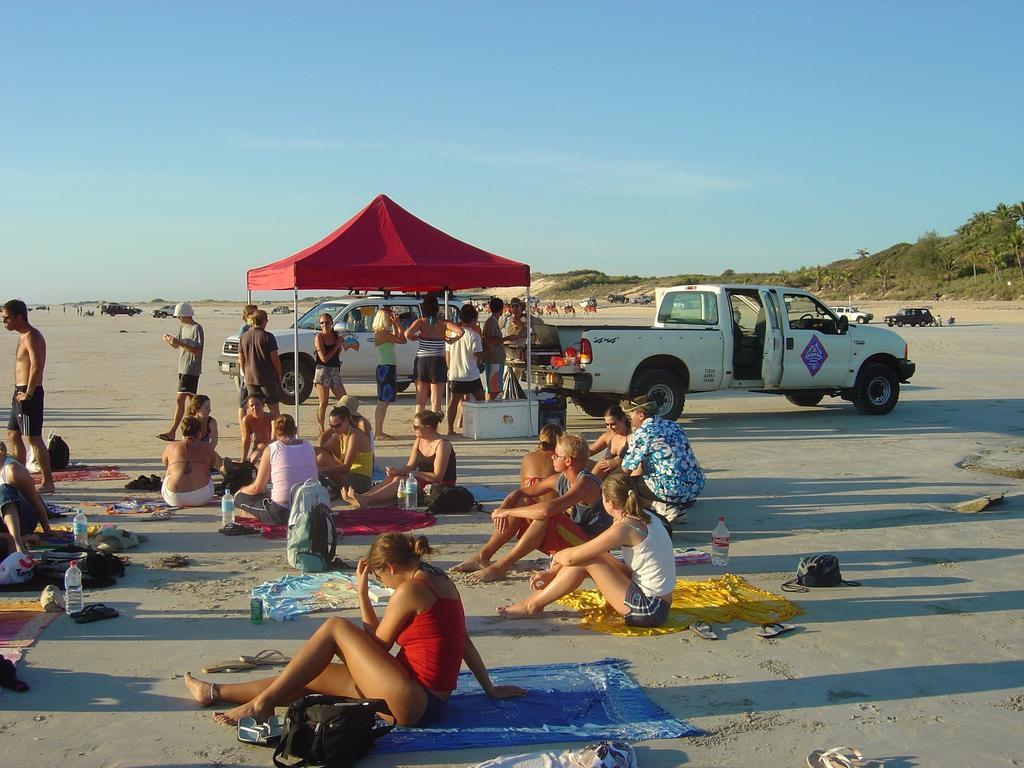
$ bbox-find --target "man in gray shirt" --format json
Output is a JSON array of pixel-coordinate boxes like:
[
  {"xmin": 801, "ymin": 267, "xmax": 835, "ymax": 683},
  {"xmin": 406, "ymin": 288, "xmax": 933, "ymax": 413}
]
[
  {"xmin": 157, "ymin": 302, "xmax": 204, "ymax": 441},
  {"xmin": 239, "ymin": 309, "xmax": 283, "ymax": 418}
]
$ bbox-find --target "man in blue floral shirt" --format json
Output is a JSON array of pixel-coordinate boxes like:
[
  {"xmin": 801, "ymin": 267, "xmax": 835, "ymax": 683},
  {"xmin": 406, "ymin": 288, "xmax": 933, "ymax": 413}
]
[{"xmin": 621, "ymin": 395, "xmax": 705, "ymax": 507}]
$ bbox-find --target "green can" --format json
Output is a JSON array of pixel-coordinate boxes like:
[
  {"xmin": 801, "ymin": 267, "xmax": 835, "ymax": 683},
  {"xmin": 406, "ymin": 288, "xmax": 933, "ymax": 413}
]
[{"xmin": 250, "ymin": 597, "xmax": 263, "ymax": 624}]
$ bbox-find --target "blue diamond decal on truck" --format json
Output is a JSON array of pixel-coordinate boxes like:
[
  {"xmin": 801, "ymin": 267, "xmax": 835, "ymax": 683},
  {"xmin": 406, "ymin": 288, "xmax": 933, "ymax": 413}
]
[{"xmin": 800, "ymin": 335, "xmax": 828, "ymax": 377}]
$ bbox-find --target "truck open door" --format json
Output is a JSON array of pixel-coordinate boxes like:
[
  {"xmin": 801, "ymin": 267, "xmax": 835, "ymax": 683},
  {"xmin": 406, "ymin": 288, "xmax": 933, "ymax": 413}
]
[{"xmin": 759, "ymin": 288, "xmax": 784, "ymax": 388}]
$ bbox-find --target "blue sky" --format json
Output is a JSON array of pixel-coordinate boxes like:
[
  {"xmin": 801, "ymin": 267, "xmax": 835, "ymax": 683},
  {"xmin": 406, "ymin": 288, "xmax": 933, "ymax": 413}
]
[{"xmin": 2, "ymin": 1, "xmax": 1021, "ymax": 303}]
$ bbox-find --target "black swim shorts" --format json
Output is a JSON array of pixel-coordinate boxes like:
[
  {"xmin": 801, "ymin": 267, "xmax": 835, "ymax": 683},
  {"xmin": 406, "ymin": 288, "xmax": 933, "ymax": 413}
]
[
  {"xmin": 8, "ymin": 386, "xmax": 44, "ymax": 437},
  {"xmin": 413, "ymin": 356, "xmax": 447, "ymax": 384},
  {"xmin": 248, "ymin": 382, "xmax": 282, "ymax": 406},
  {"xmin": 451, "ymin": 378, "xmax": 484, "ymax": 395},
  {"xmin": 177, "ymin": 374, "xmax": 200, "ymax": 395}
]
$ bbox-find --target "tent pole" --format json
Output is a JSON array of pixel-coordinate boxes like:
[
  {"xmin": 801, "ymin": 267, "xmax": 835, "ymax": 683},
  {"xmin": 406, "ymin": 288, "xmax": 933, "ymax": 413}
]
[
  {"xmin": 293, "ymin": 289, "xmax": 300, "ymax": 428},
  {"xmin": 444, "ymin": 288, "xmax": 450, "ymax": 418},
  {"xmin": 526, "ymin": 286, "xmax": 535, "ymax": 436}
]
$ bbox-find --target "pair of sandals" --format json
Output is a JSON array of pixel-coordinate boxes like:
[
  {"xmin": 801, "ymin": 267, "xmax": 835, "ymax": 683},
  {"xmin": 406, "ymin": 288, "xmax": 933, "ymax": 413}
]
[
  {"xmin": 808, "ymin": 746, "xmax": 886, "ymax": 767},
  {"xmin": 125, "ymin": 474, "xmax": 162, "ymax": 491},
  {"xmin": 689, "ymin": 621, "xmax": 797, "ymax": 640}
]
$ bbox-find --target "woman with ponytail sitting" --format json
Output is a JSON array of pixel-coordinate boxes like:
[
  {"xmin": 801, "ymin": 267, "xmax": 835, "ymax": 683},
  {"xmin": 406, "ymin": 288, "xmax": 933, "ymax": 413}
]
[
  {"xmin": 184, "ymin": 533, "xmax": 525, "ymax": 726},
  {"xmin": 497, "ymin": 473, "xmax": 676, "ymax": 628}
]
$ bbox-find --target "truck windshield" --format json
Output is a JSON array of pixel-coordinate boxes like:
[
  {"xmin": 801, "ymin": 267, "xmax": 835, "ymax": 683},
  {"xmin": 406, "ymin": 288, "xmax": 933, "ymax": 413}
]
[
  {"xmin": 296, "ymin": 302, "xmax": 349, "ymax": 330},
  {"xmin": 658, "ymin": 291, "xmax": 719, "ymax": 326}
]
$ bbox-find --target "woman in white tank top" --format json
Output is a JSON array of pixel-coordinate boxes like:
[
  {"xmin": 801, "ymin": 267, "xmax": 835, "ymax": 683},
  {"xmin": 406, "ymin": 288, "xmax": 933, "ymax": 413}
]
[
  {"xmin": 234, "ymin": 414, "xmax": 317, "ymax": 525},
  {"xmin": 497, "ymin": 473, "xmax": 675, "ymax": 628}
]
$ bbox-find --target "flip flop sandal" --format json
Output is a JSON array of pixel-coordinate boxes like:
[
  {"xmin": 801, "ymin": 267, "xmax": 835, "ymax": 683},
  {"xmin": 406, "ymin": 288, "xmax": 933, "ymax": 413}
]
[
  {"xmin": 757, "ymin": 622, "xmax": 797, "ymax": 639},
  {"xmin": 239, "ymin": 649, "xmax": 290, "ymax": 667},
  {"xmin": 160, "ymin": 554, "xmax": 190, "ymax": 568},
  {"xmin": 807, "ymin": 746, "xmax": 883, "ymax": 768},
  {"xmin": 237, "ymin": 715, "xmax": 284, "ymax": 745},
  {"xmin": 156, "ymin": 433, "xmax": 174, "ymax": 441},
  {"xmin": 690, "ymin": 621, "xmax": 717, "ymax": 640},
  {"xmin": 202, "ymin": 659, "xmax": 259, "ymax": 674},
  {"xmin": 219, "ymin": 523, "xmax": 258, "ymax": 536},
  {"xmin": 70, "ymin": 603, "xmax": 120, "ymax": 624},
  {"xmin": 148, "ymin": 509, "xmax": 175, "ymax": 520}
]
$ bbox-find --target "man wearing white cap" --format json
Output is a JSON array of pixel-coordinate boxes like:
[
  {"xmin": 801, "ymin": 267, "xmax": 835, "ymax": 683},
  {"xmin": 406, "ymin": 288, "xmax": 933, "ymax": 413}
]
[{"xmin": 157, "ymin": 303, "xmax": 204, "ymax": 441}]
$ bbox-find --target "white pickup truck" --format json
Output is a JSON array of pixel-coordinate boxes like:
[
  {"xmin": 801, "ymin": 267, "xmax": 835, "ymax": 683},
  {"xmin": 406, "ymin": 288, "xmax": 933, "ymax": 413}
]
[
  {"xmin": 218, "ymin": 295, "xmax": 464, "ymax": 404},
  {"xmin": 529, "ymin": 284, "xmax": 915, "ymax": 420}
]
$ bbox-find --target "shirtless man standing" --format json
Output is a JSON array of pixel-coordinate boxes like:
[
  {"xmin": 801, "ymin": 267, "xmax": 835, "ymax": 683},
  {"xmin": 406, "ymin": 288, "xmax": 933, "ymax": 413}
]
[{"xmin": 3, "ymin": 300, "xmax": 54, "ymax": 493}]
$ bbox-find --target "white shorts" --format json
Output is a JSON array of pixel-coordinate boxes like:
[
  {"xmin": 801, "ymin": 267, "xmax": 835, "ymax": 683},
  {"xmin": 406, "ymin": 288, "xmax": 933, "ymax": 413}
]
[{"xmin": 161, "ymin": 480, "xmax": 215, "ymax": 508}]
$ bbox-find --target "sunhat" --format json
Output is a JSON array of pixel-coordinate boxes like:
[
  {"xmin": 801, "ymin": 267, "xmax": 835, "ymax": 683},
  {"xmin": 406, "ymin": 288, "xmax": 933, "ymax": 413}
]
[
  {"xmin": 621, "ymin": 394, "xmax": 658, "ymax": 414},
  {"xmin": 173, "ymin": 302, "xmax": 194, "ymax": 318},
  {"xmin": 338, "ymin": 394, "xmax": 360, "ymax": 413}
]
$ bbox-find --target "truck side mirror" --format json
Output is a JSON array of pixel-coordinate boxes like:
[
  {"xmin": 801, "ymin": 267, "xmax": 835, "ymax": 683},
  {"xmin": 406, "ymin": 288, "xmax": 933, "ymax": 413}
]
[{"xmin": 837, "ymin": 315, "xmax": 849, "ymax": 334}]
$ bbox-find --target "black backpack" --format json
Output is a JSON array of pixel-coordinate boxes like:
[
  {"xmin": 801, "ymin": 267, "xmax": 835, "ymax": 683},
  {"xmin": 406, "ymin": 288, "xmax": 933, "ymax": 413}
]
[
  {"xmin": 781, "ymin": 554, "xmax": 860, "ymax": 592},
  {"xmin": 424, "ymin": 485, "xmax": 483, "ymax": 515},
  {"xmin": 273, "ymin": 695, "xmax": 393, "ymax": 768},
  {"xmin": 47, "ymin": 433, "xmax": 70, "ymax": 471},
  {"xmin": 218, "ymin": 460, "xmax": 257, "ymax": 495}
]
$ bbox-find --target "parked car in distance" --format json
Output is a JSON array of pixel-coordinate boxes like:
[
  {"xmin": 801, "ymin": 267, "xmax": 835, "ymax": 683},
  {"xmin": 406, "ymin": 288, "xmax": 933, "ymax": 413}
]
[
  {"xmin": 884, "ymin": 307, "xmax": 937, "ymax": 327},
  {"xmin": 632, "ymin": 294, "xmax": 653, "ymax": 305},
  {"xmin": 271, "ymin": 305, "xmax": 293, "ymax": 315},
  {"xmin": 100, "ymin": 303, "xmax": 142, "ymax": 316},
  {"xmin": 151, "ymin": 305, "xmax": 175, "ymax": 318},
  {"xmin": 829, "ymin": 306, "xmax": 873, "ymax": 324},
  {"xmin": 606, "ymin": 293, "xmax": 629, "ymax": 304}
]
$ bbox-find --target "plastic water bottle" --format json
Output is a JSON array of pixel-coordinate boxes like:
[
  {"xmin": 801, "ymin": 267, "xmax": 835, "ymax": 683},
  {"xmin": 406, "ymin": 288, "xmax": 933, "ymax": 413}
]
[
  {"xmin": 403, "ymin": 475, "xmax": 418, "ymax": 508},
  {"xmin": 711, "ymin": 516, "xmax": 731, "ymax": 567},
  {"xmin": 221, "ymin": 492, "xmax": 234, "ymax": 527},
  {"xmin": 73, "ymin": 508, "xmax": 88, "ymax": 548},
  {"xmin": 64, "ymin": 560, "xmax": 84, "ymax": 615}
]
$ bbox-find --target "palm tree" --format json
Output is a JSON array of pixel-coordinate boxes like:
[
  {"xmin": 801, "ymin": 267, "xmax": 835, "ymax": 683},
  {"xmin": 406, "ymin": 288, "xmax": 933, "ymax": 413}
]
[
  {"xmin": 938, "ymin": 252, "xmax": 961, "ymax": 281},
  {"xmin": 1011, "ymin": 201, "xmax": 1024, "ymax": 228},
  {"xmin": 1010, "ymin": 229, "xmax": 1024, "ymax": 282},
  {"xmin": 873, "ymin": 265, "xmax": 894, "ymax": 292},
  {"xmin": 855, "ymin": 248, "xmax": 870, "ymax": 260}
]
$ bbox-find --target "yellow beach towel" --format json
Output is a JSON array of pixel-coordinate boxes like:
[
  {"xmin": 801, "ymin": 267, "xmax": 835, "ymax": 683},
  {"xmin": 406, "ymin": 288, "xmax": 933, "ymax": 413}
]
[{"xmin": 555, "ymin": 573, "xmax": 802, "ymax": 637}]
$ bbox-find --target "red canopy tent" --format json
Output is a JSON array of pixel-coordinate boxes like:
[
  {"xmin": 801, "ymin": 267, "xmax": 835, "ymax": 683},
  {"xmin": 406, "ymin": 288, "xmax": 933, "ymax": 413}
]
[
  {"xmin": 244, "ymin": 194, "xmax": 534, "ymax": 428},
  {"xmin": 246, "ymin": 194, "xmax": 529, "ymax": 292}
]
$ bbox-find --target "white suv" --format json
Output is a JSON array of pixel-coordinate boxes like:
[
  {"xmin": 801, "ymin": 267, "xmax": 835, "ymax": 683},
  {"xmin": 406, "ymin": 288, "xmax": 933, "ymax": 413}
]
[
  {"xmin": 219, "ymin": 295, "xmax": 465, "ymax": 404},
  {"xmin": 829, "ymin": 306, "xmax": 873, "ymax": 324}
]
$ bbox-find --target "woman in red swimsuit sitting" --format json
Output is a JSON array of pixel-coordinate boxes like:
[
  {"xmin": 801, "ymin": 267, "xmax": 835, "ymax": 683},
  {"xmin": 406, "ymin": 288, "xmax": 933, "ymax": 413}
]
[{"xmin": 184, "ymin": 533, "xmax": 525, "ymax": 726}]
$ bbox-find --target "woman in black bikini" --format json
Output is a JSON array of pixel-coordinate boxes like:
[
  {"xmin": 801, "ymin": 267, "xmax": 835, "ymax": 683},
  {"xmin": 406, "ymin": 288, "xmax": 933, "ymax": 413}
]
[
  {"xmin": 588, "ymin": 403, "xmax": 631, "ymax": 479},
  {"xmin": 341, "ymin": 410, "xmax": 455, "ymax": 508},
  {"xmin": 314, "ymin": 313, "xmax": 347, "ymax": 434},
  {"xmin": 185, "ymin": 394, "xmax": 219, "ymax": 450}
]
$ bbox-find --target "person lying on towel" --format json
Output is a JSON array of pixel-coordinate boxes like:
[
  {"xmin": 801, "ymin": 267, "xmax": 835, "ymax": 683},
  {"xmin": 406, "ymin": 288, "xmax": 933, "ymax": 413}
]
[
  {"xmin": 184, "ymin": 533, "xmax": 525, "ymax": 727},
  {"xmin": 498, "ymin": 472, "xmax": 675, "ymax": 628},
  {"xmin": 451, "ymin": 433, "xmax": 611, "ymax": 584}
]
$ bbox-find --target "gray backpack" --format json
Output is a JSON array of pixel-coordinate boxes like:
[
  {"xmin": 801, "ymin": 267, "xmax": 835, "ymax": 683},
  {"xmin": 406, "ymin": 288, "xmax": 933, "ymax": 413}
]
[{"xmin": 287, "ymin": 480, "xmax": 338, "ymax": 572}]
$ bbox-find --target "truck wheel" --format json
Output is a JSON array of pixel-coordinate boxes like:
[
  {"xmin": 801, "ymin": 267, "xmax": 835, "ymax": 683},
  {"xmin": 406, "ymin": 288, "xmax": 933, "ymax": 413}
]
[
  {"xmin": 895, "ymin": 319, "xmax": 904, "ymax": 327},
  {"xmin": 631, "ymin": 370, "xmax": 685, "ymax": 421},
  {"xmin": 785, "ymin": 393, "xmax": 825, "ymax": 407},
  {"xmin": 852, "ymin": 363, "xmax": 899, "ymax": 415},
  {"xmin": 857, "ymin": 316, "xmax": 867, "ymax": 324},
  {"xmin": 395, "ymin": 380, "xmax": 412, "ymax": 394},
  {"xmin": 279, "ymin": 356, "xmax": 314, "ymax": 406},
  {"xmin": 571, "ymin": 393, "xmax": 617, "ymax": 418}
]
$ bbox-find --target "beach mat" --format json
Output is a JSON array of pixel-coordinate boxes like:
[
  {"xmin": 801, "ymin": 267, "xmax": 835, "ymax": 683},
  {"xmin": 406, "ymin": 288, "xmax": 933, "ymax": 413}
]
[
  {"xmin": 0, "ymin": 599, "xmax": 60, "ymax": 667},
  {"xmin": 556, "ymin": 573, "xmax": 801, "ymax": 637},
  {"xmin": 251, "ymin": 572, "xmax": 393, "ymax": 621},
  {"xmin": 237, "ymin": 506, "xmax": 436, "ymax": 539},
  {"xmin": 34, "ymin": 466, "xmax": 128, "ymax": 483},
  {"xmin": 376, "ymin": 657, "xmax": 700, "ymax": 753}
]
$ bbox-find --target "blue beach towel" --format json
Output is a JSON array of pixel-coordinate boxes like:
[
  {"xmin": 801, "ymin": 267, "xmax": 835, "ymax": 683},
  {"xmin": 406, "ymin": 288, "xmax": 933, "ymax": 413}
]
[{"xmin": 376, "ymin": 657, "xmax": 699, "ymax": 753}]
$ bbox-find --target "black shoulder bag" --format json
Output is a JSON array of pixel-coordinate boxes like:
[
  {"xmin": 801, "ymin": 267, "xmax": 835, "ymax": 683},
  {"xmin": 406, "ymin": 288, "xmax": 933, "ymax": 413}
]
[
  {"xmin": 273, "ymin": 695, "xmax": 393, "ymax": 768},
  {"xmin": 781, "ymin": 553, "xmax": 860, "ymax": 593}
]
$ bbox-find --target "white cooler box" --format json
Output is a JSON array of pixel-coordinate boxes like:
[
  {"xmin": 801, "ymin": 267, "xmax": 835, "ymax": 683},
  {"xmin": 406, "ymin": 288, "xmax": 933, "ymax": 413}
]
[{"xmin": 462, "ymin": 399, "xmax": 538, "ymax": 439}]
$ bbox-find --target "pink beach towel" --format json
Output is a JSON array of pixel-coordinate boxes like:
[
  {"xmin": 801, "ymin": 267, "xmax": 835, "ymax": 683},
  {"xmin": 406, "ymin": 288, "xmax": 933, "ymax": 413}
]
[{"xmin": 236, "ymin": 506, "xmax": 436, "ymax": 539}]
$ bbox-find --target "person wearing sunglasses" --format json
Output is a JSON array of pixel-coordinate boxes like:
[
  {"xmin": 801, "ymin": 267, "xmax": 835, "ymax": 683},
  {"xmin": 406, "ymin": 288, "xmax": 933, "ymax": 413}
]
[
  {"xmin": 185, "ymin": 532, "xmax": 525, "ymax": 727},
  {"xmin": 587, "ymin": 404, "xmax": 631, "ymax": 479},
  {"xmin": 313, "ymin": 313, "xmax": 347, "ymax": 434}
]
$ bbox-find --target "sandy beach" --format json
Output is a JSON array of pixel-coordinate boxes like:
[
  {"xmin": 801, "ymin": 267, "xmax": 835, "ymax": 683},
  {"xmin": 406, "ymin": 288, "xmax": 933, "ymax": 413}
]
[{"xmin": 0, "ymin": 299, "xmax": 1021, "ymax": 768}]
